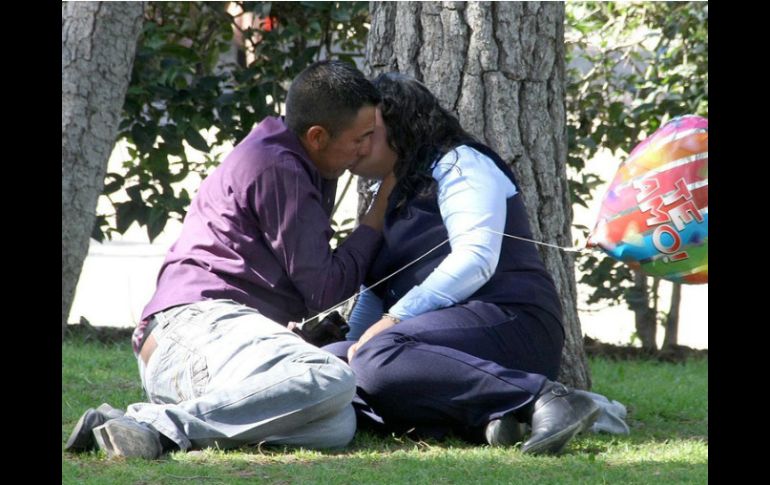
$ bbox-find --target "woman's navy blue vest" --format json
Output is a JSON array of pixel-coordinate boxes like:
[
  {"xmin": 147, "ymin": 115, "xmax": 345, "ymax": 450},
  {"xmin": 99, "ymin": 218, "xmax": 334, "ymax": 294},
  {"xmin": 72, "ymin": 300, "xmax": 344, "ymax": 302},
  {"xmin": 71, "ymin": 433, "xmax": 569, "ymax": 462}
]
[{"xmin": 366, "ymin": 143, "xmax": 564, "ymax": 323}]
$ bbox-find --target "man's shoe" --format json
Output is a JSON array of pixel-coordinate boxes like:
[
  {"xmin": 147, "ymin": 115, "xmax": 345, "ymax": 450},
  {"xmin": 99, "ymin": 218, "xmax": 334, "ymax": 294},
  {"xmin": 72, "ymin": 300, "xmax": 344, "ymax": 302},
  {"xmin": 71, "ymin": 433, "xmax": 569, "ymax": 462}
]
[
  {"xmin": 521, "ymin": 381, "xmax": 600, "ymax": 455},
  {"xmin": 93, "ymin": 417, "xmax": 163, "ymax": 459},
  {"xmin": 65, "ymin": 403, "xmax": 125, "ymax": 452},
  {"xmin": 485, "ymin": 415, "xmax": 528, "ymax": 446}
]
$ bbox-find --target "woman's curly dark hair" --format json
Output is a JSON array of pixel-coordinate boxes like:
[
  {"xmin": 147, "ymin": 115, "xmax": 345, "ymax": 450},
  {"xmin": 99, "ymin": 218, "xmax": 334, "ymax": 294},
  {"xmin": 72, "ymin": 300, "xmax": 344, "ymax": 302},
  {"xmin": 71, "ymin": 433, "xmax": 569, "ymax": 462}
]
[{"xmin": 373, "ymin": 73, "xmax": 477, "ymax": 208}]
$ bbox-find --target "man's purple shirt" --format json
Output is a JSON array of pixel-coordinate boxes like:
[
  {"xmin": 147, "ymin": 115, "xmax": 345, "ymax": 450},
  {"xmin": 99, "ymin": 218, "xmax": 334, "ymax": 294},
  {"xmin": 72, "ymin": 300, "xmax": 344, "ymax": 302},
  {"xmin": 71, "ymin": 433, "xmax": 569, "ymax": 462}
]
[{"xmin": 141, "ymin": 117, "xmax": 382, "ymax": 325}]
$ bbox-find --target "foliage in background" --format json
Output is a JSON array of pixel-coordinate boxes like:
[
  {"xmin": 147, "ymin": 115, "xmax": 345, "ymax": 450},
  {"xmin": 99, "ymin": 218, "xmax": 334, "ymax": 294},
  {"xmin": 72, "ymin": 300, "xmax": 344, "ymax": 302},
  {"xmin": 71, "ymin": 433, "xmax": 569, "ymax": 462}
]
[
  {"xmin": 94, "ymin": 1, "xmax": 370, "ymax": 243},
  {"xmin": 565, "ymin": 1, "xmax": 708, "ymax": 348},
  {"xmin": 93, "ymin": 1, "xmax": 708, "ymax": 347}
]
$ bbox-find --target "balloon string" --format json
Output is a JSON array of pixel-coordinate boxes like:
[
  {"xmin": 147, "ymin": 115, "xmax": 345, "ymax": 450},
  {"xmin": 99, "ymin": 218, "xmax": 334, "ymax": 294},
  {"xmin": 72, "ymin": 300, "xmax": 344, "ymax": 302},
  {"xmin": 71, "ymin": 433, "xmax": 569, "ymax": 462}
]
[
  {"xmin": 483, "ymin": 228, "xmax": 587, "ymax": 253},
  {"xmin": 302, "ymin": 227, "xmax": 594, "ymax": 324}
]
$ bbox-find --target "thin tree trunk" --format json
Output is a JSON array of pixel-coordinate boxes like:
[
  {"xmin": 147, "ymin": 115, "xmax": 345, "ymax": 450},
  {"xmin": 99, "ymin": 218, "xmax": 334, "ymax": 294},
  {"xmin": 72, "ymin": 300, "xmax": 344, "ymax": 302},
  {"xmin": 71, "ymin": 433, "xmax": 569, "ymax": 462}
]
[
  {"xmin": 365, "ymin": 1, "xmax": 590, "ymax": 389},
  {"xmin": 62, "ymin": 2, "xmax": 144, "ymax": 339},
  {"xmin": 663, "ymin": 282, "xmax": 681, "ymax": 349},
  {"xmin": 629, "ymin": 271, "xmax": 658, "ymax": 351}
]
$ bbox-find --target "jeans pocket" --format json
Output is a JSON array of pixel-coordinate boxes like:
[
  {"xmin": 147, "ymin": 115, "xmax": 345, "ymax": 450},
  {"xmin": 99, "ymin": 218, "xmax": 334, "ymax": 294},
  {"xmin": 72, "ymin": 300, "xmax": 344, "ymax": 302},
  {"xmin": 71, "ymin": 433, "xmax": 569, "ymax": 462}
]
[
  {"xmin": 180, "ymin": 350, "xmax": 210, "ymax": 400},
  {"xmin": 145, "ymin": 323, "xmax": 210, "ymax": 403}
]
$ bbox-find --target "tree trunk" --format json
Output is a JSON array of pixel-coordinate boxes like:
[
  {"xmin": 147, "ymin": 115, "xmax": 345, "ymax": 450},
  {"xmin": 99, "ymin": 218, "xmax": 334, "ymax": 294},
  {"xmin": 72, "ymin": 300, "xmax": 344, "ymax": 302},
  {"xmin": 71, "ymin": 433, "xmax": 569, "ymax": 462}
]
[
  {"xmin": 62, "ymin": 2, "xmax": 144, "ymax": 340},
  {"xmin": 663, "ymin": 282, "xmax": 681, "ymax": 349},
  {"xmin": 365, "ymin": 1, "xmax": 591, "ymax": 389},
  {"xmin": 627, "ymin": 271, "xmax": 658, "ymax": 351}
]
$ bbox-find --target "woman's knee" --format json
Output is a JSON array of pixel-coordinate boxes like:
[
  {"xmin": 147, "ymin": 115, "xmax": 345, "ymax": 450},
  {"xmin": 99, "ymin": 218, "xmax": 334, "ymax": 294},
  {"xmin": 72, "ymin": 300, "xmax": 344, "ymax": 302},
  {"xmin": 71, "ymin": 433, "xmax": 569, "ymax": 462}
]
[
  {"xmin": 349, "ymin": 333, "xmax": 408, "ymax": 394},
  {"xmin": 321, "ymin": 340, "xmax": 354, "ymax": 362}
]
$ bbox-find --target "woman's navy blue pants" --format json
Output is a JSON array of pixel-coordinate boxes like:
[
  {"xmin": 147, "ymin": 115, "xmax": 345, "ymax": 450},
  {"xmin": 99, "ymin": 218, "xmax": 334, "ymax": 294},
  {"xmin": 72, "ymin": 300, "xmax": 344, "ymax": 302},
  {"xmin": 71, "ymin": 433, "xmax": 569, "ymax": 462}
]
[{"xmin": 323, "ymin": 300, "xmax": 564, "ymax": 440}]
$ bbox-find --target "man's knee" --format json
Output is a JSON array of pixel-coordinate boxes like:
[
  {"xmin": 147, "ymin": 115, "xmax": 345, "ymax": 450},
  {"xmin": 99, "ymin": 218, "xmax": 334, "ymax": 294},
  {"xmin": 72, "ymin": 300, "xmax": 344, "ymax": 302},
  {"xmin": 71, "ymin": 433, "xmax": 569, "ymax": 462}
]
[
  {"xmin": 317, "ymin": 404, "xmax": 356, "ymax": 449},
  {"xmin": 291, "ymin": 347, "xmax": 356, "ymax": 406},
  {"xmin": 322, "ymin": 354, "xmax": 356, "ymax": 403},
  {"xmin": 267, "ymin": 403, "xmax": 356, "ymax": 449}
]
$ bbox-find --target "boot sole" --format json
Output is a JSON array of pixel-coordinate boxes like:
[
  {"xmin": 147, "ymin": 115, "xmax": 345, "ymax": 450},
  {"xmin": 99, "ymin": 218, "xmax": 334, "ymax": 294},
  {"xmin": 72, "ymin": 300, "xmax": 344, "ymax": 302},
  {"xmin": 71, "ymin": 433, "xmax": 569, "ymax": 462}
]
[
  {"xmin": 93, "ymin": 424, "xmax": 117, "ymax": 457},
  {"xmin": 486, "ymin": 418, "xmax": 529, "ymax": 446},
  {"xmin": 65, "ymin": 404, "xmax": 125, "ymax": 452},
  {"xmin": 522, "ymin": 405, "xmax": 601, "ymax": 455}
]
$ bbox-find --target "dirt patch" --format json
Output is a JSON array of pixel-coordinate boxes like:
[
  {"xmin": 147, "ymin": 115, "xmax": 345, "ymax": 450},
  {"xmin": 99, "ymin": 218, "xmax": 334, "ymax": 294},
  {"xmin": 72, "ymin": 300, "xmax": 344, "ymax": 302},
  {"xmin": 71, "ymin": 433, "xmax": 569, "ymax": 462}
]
[
  {"xmin": 65, "ymin": 321, "xmax": 134, "ymax": 344},
  {"xmin": 583, "ymin": 336, "xmax": 707, "ymax": 363}
]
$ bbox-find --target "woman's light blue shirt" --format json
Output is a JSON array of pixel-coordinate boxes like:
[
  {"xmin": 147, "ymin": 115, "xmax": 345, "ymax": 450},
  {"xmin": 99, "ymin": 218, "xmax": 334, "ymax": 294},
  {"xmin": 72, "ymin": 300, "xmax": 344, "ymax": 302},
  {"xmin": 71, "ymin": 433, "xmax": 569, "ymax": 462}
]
[{"xmin": 347, "ymin": 145, "xmax": 517, "ymax": 339}]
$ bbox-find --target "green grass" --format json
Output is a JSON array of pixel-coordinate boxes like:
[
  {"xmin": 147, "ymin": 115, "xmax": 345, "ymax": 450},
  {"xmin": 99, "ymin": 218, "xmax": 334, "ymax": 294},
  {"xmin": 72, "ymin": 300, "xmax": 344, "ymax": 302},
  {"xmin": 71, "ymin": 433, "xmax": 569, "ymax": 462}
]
[{"xmin": 62, "ymin": 337, "xmax": 707, "ymax": 484}]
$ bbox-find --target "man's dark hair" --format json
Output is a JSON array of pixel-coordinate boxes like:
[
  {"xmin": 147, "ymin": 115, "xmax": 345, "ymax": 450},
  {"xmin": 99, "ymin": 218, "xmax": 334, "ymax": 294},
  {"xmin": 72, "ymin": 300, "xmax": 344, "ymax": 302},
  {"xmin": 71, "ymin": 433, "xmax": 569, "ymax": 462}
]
[{"xmin": 285, "ymin": 60, "xmax": 380, "ymax": 139}]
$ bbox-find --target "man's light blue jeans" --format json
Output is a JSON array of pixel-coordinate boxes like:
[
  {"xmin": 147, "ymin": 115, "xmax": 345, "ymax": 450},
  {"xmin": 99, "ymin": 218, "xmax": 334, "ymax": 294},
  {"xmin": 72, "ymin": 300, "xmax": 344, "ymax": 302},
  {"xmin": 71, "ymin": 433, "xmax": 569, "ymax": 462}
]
[{"xmin": 126, "ymin": 299, "xmax": 356, "ymax": 451}]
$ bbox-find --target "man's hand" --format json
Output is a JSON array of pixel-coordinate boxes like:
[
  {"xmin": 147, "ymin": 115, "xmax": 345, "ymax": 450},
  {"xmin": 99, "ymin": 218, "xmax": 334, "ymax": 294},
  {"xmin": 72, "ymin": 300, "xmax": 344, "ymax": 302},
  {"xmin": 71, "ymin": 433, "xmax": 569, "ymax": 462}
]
[
  {"xmin": 350, "ymin": 106, "xmax": 397, "ymax": 179},
  {"xmin": 359, "ymin": 172, "xmax": 396, "ymax": 232},
  {"xmin": 347, "ymin": 315, "xmax": 399, "ymax": 362},
  {"xmin": 380, "ymin": 172, "xmax": 396, "ymax": 193}
]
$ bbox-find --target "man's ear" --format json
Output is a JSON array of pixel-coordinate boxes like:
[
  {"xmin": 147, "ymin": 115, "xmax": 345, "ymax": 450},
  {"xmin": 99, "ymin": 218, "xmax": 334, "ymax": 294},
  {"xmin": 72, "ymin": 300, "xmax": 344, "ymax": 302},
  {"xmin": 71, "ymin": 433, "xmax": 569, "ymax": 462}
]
[{"xmin": 304, "ymin": 125, "xmax": 329, "ymax": 152}]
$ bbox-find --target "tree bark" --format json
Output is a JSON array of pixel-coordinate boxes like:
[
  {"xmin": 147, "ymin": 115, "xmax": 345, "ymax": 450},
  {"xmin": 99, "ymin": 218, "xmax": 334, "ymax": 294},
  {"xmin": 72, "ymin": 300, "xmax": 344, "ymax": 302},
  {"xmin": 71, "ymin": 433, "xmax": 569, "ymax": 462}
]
[
  {"xmin": 628, "ymin": 271, "xmax": 658, "ymax": 351},
  {"xmin": 62, "ymin": 2, "xmax": 144, "ymax": 339},
  {"xmin": 663, "ymin": 282, "xmax": 681, "ymax": 349},
  {"xmin": 365, "ymin": 1, "xmax": 591, "ymax": 389}
]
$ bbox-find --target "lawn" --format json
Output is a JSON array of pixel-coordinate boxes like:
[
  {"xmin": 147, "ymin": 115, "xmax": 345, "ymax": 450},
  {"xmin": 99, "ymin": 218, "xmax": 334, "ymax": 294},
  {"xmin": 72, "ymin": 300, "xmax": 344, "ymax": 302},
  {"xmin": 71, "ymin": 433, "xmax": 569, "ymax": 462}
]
[{"xmin": 62, "ymin": 335, "xmax": 707, "ymax": 484}]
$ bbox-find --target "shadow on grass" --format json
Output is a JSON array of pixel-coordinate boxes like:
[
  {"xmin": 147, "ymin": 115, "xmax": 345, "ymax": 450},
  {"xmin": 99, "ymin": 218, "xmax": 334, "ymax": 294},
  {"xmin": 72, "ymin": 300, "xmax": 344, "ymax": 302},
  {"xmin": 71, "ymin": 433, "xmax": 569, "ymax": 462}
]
[
  {"xmin": 62, "ymin": 332, "xmax": 707, "ymax": 484},
  {"xmin": 63, "ymin": 434, "xmax": 708, "ymax": 485}
]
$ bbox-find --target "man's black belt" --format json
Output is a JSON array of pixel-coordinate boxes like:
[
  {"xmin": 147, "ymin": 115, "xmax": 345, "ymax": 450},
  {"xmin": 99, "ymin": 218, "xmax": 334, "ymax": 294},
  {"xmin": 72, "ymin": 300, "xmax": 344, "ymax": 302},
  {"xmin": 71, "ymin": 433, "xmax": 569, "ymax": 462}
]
[{"xmin": 137, "ymin": 317, "xmax": 158, "ymax": 353}]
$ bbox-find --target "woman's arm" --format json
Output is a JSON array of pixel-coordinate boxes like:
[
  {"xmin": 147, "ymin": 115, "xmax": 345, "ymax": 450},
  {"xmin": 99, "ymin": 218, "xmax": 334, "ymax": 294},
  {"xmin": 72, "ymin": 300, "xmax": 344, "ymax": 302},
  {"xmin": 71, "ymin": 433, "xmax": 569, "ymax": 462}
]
[
  {"xmin": 387, "ymin": 146, "xmax": 517, "ymax": 320},
  {"xmin": 348, "ymin": 146, "xmax": 518, "ymax": 362},
  {"xmin": 345, "ymin": 287, "xmax": 384, "ymax": 340}
]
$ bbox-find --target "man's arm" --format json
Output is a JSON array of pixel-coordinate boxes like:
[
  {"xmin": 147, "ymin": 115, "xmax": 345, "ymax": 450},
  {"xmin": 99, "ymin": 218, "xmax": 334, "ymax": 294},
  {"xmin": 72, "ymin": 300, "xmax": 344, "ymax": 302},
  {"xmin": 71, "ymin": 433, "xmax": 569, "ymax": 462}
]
[
  {"xmin": 254, "ymin": 161, "xmax": 392, "ymax": 314},
  {"xmin": 358, "ymin": 172, "xmax": 395, "ymax": 232}
]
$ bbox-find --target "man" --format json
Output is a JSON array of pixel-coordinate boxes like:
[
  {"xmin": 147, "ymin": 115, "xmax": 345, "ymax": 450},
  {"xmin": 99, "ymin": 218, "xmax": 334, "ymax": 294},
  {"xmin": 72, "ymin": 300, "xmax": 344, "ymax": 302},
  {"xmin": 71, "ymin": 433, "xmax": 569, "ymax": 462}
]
[{"xmin": 65, "ymin": 60, "xmax": 395, "ymax": 459}]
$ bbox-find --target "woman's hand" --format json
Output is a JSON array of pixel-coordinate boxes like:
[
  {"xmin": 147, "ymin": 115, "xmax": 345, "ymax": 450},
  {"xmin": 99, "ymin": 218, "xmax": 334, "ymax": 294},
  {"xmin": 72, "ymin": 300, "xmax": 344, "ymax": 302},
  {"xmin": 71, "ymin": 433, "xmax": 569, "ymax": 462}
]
[{"xmin": 347, "ymin": 315, "xmax": 399, "ymax": 362}]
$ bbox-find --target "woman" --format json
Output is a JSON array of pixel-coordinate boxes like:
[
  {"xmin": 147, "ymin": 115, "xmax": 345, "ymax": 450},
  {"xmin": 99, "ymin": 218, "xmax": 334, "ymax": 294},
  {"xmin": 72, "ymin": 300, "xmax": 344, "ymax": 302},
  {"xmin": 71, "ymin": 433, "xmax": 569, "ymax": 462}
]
[{"xmin": 328, "ymin": 73, "xmax": 599, "ymax": 455}]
